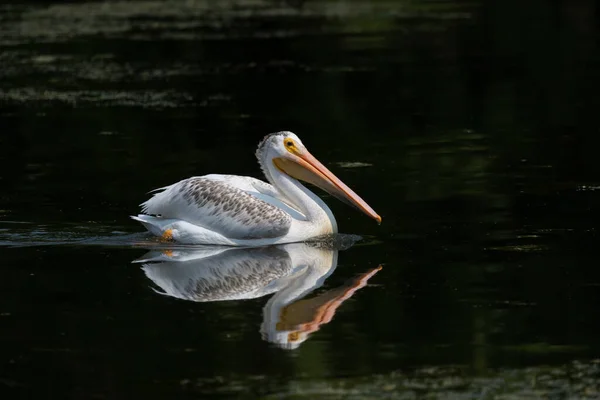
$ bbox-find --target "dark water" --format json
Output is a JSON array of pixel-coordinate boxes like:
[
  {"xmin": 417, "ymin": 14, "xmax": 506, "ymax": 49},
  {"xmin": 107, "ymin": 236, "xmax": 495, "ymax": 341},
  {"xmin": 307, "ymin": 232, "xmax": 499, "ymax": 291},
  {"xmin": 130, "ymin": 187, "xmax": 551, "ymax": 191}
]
[{"xmin": 1, "ymin": 0, "xmax": 600, "ymax": 398}]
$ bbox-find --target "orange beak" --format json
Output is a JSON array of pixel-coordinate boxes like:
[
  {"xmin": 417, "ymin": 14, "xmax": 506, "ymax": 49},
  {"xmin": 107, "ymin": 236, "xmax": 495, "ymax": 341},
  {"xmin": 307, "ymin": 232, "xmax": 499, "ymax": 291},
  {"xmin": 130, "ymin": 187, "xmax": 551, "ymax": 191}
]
[{"xmin": 273, "ymin": 151, "xmax": 381, "ymax": 224}]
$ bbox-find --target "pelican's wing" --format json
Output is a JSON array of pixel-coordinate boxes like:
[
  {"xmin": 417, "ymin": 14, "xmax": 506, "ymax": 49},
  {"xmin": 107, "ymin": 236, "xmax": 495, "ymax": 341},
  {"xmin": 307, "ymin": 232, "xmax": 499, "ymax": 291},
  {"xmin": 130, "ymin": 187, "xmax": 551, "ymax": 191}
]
[
  {"xmin": 202, "ymin": 174, "xmax": 281, "ymax": 198},
  {"xmin": 141, "ymin": 176, "xmax": 292, "ymax": 240},
  {"xmin": 203, "ymin": 174, "xmax": 305, "ymax": 219}
]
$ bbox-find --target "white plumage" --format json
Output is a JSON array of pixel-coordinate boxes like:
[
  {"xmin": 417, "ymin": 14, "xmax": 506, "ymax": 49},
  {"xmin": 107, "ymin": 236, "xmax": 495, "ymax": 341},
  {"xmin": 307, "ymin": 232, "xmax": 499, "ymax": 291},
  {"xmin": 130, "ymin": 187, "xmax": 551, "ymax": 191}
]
[{"xmin": 132, "ymin": 131, "xmax": 381, "ymax": 245}]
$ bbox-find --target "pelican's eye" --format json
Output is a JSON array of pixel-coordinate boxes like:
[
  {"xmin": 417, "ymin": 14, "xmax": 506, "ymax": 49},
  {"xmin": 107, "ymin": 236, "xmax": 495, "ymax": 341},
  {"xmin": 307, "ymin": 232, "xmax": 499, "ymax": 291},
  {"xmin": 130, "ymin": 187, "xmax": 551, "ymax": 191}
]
[{"xmin": 283, "ymin": 138, "xmax": 299, "ymax": 155}]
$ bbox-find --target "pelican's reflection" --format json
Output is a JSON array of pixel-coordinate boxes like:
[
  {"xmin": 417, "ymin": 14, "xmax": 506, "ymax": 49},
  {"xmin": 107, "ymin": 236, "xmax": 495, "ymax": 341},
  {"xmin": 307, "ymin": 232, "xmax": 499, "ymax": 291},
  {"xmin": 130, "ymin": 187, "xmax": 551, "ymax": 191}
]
[{"xmin": 135, "ymin": 238, "xmax": 380, "ymax": 349}]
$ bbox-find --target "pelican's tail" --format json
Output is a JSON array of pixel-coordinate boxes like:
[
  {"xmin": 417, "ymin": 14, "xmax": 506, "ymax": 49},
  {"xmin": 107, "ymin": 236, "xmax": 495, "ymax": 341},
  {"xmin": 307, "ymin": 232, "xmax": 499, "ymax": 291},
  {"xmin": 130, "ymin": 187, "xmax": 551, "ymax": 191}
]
[{"xmin": 131, "ymin": 215, "xmax": 175, "ymax": 237}]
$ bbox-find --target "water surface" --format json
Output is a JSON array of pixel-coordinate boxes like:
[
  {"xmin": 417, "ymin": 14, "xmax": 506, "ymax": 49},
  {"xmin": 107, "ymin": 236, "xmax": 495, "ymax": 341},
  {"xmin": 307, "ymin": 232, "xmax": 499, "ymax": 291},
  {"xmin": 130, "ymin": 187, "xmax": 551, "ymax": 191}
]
[{"xmin": 1, "ymin": 0, "xmax": 600, "ymax": 398}]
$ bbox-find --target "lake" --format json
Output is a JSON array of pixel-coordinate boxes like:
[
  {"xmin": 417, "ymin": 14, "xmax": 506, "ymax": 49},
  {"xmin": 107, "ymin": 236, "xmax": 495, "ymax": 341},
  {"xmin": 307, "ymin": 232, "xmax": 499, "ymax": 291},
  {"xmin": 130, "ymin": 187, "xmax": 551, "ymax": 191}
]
[{"xmin": 1, "ymin": 0, "xmax": 599, "ymax": 398}]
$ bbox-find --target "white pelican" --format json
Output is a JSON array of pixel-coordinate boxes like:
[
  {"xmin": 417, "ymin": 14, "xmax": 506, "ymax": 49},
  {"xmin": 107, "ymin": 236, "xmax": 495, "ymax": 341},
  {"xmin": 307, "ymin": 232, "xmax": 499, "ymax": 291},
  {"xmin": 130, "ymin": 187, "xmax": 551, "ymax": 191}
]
[
  {"xmin": 136, "ymin": 239, "xmax": 381, "ymax": 349},
  {"xmin": 132, "ymin": 131, "xmax": 381, "ymax": 246}
]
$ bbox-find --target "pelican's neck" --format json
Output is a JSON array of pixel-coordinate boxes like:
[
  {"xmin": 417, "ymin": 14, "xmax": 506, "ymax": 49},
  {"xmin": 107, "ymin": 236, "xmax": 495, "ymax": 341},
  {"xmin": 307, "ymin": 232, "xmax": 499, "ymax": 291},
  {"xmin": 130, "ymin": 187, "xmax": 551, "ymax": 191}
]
[{"xmin": 261, "ymin": 157, "xmax": 337, "ymax": 232}]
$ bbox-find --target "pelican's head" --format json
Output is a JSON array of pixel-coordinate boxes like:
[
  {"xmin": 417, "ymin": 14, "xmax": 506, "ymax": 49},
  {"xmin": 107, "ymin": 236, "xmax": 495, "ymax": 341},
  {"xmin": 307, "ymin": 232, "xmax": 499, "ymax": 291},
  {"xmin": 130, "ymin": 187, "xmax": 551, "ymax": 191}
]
[{"xmin": 256, "ymin": 131, "xmax": 381, "ymax": 224}]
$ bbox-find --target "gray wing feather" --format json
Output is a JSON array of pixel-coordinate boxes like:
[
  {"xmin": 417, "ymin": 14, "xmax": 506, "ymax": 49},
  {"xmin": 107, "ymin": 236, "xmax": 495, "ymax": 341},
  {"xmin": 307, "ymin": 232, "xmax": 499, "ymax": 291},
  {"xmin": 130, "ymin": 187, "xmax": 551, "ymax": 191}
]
[
  {"xmin": 141, "ymin": 177, "xmax": 292, "ymax": 239},
  {"xmin": 196, "ymin": 175, "xmax": 305, "ymax": 219}
]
